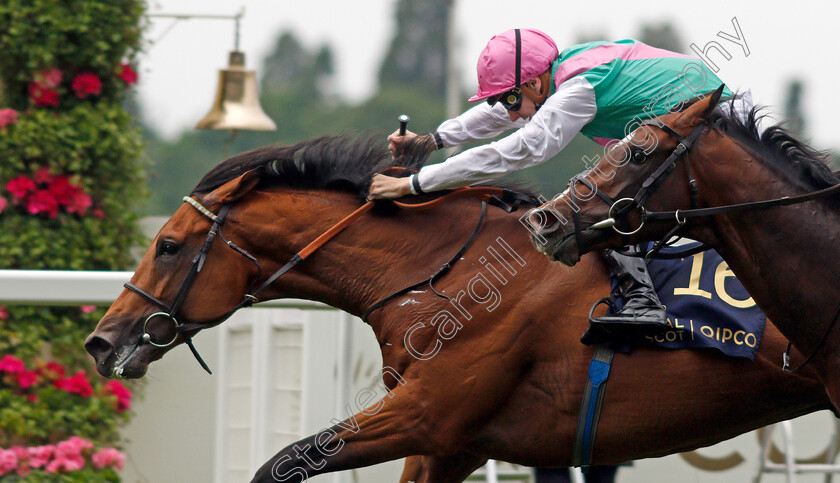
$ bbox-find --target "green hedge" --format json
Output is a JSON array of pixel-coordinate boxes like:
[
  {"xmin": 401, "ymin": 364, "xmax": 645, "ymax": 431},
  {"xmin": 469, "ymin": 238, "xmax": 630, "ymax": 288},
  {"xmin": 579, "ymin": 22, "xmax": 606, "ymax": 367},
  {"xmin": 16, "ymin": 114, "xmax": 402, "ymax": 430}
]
[{"xmin": 0, "ymin": 0, "xmax": 147, "ymax": 480}]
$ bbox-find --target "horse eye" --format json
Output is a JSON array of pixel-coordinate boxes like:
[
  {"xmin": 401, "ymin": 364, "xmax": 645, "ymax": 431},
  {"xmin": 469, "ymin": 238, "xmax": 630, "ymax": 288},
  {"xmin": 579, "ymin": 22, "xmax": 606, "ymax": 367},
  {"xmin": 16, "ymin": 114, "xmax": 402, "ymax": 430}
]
[
  {"xmin": 159, "ymin": 241, "xmax": 180, "ymax": 257},
  {"xmin": 632, "ymin": 150, "xmax": 647, "ymax": 164}
]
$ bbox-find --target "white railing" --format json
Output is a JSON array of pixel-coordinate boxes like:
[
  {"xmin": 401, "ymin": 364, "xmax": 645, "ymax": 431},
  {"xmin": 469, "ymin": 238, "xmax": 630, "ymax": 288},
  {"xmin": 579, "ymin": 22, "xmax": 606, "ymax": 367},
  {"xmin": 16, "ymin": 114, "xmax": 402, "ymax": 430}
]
[{"xmin": 0, "ymin": 269, "xmax": 330, "ymax": 309}]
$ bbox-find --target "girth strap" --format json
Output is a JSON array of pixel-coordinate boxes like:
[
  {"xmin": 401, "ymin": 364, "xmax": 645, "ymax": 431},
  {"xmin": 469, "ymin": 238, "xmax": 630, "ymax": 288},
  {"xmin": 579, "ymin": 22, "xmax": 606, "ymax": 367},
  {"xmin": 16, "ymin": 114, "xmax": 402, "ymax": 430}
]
[{"xmin": 573, "ymin": 344, "xmax": 615, "ymax": 469}]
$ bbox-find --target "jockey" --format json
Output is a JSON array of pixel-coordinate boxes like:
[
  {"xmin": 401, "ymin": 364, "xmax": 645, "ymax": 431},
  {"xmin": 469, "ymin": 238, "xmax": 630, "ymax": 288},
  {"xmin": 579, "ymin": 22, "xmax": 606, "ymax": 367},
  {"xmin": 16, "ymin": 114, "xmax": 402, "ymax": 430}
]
[{"xmin": 368, "ymin": 28, "xmax": 749, "ymax": 340}]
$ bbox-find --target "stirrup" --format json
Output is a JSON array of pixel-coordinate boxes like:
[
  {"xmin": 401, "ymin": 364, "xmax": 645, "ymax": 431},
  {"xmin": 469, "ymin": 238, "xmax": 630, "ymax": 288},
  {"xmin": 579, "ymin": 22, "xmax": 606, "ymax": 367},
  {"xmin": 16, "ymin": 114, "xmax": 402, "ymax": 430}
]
[{"xmin": 588, "ymin": 297, "xmax": 617, "ymax": 325}]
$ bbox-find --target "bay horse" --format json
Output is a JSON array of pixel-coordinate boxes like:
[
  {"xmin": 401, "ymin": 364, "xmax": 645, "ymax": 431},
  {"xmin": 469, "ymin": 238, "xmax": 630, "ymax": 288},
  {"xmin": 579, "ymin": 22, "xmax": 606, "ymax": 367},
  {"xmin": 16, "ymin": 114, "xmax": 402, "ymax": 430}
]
[
  {"xmin": 85, "ymin": 134, "xmax": 830, "ymax": 482},
  {"xmin": 528, "ymin": 86, "xmax": 840, "ymax": 412}
]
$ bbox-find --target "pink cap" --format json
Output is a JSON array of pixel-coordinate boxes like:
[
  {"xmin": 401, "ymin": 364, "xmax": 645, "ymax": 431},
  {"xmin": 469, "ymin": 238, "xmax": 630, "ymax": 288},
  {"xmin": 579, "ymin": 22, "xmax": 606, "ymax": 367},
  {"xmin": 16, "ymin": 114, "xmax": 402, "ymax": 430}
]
[{"xmin": 469, "ymin": 29, "xmax": 559, "ymax": 102}]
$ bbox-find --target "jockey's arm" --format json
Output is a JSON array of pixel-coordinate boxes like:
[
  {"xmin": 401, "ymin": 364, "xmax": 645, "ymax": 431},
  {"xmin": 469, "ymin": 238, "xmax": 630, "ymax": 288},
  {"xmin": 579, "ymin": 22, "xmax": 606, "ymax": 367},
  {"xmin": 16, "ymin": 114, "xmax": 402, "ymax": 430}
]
[
  {"xmin": 413, "ymin": 76, "xmax": 597, "ymax": 192},
  {"xmin": 387, "ymin": 100, "xmax": 522, "ymax": 158}
]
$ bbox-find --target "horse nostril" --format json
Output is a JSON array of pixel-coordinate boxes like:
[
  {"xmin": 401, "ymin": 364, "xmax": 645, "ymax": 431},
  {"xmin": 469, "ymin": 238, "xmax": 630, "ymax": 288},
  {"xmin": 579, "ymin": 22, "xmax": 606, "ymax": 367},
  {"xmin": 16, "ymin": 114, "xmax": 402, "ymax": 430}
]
[
  {"xmin": 528, "ymin": 210, "xmax": 560, "ymax": 236},
  {"xmin": 84, "ymin": 335, "xmax": 114, "ymax": 361}
]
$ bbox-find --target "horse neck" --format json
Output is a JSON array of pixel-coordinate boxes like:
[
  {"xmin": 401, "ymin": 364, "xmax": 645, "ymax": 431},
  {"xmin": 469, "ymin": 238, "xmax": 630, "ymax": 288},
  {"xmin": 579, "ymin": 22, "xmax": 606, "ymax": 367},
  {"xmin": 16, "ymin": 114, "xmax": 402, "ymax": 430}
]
[
  {"xmin": 688, "ymin": 138, "xmax": 840, "ymax": 351},
  {"xmin": 245, "ymin": 190, "xmax": 499, "ymax": 333}
]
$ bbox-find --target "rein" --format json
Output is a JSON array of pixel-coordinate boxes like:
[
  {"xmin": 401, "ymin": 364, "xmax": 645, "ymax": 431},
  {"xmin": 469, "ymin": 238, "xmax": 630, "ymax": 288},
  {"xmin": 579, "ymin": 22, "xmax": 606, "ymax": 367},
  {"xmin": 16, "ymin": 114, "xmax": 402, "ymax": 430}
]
[{"xmin": 124, "ymin": 185, "xmax": 535, "ymax": 374}]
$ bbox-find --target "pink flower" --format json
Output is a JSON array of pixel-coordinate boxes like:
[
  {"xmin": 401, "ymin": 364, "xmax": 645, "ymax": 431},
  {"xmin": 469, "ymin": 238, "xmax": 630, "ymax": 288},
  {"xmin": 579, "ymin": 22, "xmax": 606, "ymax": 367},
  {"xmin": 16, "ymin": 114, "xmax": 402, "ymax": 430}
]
[
  {"xmin": 15, "ymin": 369, "xmax": 38, "ymax": 389},
  {"xmin": 24, "ymin": 189, "xmax": 59, "ymax": 218},
  {"xmin": 80, "ymin": 305, "xmax": 97, "ymax": 314},
  {"xmin": 0, "ymin": 108, "xmax": 18, "ymax": 129},
  {"xmin": 54, "ymin": 370, "xmax": 94, "ymax": 397},
  {"xmin": 93, "ymin": 207, "xmax": 106, "ymax": 219},
  {"xmin": 0, "ymin": 306, "xmax": 8, "ymax": 320},
  {"xmin": 0, "ymin": 448, "xmax": 18, "ymax": 476},
  {"xmin": 6, "ymin": 175, "xmax": 36, "ymax": 201},
  {"xmin": 38, "ymin": 68, "xmax": 63, "ymax": 88},
  {"xmin": 0, "ymin": 196, "xmax": 7, "ymax": 214},
  {"xmin": 118, "ymin": 64, "xmax": 138, "ymax": 85},
  {"xmin": 92, "ymin": 448, "xmax": 124, "ymax": 470},
  {"xmin": 59, "ymin": 436, "xmax": 94, "ymax": 454},
  {"xmin": 71, "ymin": 73, "xmax": 101, "ymax": 99},
  {"xmin": 104, "ymin": 380, "xmax": 132, "ymax": 412},
  {"xmin": 45, "ymin": 454, "xmax": 84, "ymax": 473},
  {"xmin": 28, "ymin": 82, "xmax": 59, "ymax": 108},
  {"xmin": 0, "ymin": 355, "xmax": 25, "ymax": 374},
  {"xmin": 27, "ymin": 445, "xmax": 54, "ymax": 469},
  {"xmin": 45, "ymin": 437, "xmax": 92, "ymax": 473},
  {"xmin": 65, "ymin": 190, "xmax": 92, "ymax": 215}
]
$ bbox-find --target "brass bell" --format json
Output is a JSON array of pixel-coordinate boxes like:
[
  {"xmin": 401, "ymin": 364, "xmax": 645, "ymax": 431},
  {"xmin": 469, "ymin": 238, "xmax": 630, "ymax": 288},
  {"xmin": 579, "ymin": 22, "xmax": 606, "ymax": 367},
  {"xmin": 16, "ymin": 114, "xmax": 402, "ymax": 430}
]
[{"xmin": 195, "ymin": 51, "xmax": 277, "ymax": 131}]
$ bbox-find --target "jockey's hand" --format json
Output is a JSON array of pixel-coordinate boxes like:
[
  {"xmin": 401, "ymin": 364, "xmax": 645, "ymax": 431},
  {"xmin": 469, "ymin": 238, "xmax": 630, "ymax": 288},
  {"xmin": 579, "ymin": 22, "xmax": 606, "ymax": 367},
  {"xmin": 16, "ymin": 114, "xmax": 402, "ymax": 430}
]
[
  {"xmin": 388, "ymin": 129, "xmax": 418, "ymax": 159},
  {"xmin": 368, "ymin": 174, "xmax": 412, "ymax": 200}
]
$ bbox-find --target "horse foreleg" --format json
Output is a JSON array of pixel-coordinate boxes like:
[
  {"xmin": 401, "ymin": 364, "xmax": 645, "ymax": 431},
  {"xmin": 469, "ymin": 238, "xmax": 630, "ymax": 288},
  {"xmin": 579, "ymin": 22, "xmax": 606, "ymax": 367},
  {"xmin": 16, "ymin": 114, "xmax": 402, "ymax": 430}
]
[
  {"xmin": 250, "ymin": 387, "xmax": 449, "ymax": 482},
  {"xmin": 399, "ymin": 456, "xmax": 424, "ymax": 483},
  {"xmin": 399, "ymin": 452, "xmax": 488, "ymax": 483}
]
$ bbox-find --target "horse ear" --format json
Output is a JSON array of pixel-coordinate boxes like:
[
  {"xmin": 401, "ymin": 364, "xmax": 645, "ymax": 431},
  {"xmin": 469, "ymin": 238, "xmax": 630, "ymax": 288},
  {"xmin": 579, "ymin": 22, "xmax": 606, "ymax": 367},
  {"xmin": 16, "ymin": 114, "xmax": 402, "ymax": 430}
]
[
  {"xmin": 679, "ymin": 84, "xmax": 726, "ymax": 127},
  {"xmin": 207, "ymin": 169, "xmax": 261, "ymax": 205}
]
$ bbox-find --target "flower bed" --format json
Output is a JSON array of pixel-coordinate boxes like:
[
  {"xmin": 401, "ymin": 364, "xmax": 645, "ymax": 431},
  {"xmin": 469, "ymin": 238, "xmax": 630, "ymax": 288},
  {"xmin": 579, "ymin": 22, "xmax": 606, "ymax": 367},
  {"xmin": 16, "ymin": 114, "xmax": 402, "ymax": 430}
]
[{"xmin": 0, "ymin": 0, "xmax": 147, "ymax": 480}]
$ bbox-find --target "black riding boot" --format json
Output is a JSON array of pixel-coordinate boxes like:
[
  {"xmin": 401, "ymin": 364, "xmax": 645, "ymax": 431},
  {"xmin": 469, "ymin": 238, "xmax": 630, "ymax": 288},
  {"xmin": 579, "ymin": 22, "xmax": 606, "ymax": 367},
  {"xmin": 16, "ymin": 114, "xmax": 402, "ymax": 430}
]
[{"xmin": 589, "ymin": 250, "xmax": 668, "ymax": 336}]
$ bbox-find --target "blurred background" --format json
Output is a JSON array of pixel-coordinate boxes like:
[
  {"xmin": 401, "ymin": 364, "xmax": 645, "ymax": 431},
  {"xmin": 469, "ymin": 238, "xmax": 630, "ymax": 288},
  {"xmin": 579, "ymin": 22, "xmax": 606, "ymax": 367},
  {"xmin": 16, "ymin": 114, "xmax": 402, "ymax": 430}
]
[{"xmin": 136, "ymin": 0, "xmax": 839, "ymax": 215}]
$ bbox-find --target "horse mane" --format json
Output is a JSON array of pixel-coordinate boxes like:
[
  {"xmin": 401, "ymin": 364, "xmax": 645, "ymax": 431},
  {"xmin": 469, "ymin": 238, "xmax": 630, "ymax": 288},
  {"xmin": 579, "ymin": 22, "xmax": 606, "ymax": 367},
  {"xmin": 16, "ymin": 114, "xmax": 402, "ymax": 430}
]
[
  {"xmin": 190, "ymin": 133, "xmax": 538, "ymax": 200},
  {"xmin": 676, "ymin": 95, "xmax": 839, "ymax": 190}
]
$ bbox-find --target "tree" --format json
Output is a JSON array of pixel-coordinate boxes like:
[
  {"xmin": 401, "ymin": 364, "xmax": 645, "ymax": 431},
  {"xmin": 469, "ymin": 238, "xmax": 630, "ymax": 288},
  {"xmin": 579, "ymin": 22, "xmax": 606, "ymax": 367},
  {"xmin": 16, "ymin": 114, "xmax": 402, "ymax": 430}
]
[
  {"xmin": 377, "ymin": 0, "xmax": 450, "ymax": 92},
  {"xmin": 637, "ymin": 22, "xmax": 685, "ymax": 52},
  {"xmin": 783, "ymin": 79, "xmax": 806, "ymax": 137}
]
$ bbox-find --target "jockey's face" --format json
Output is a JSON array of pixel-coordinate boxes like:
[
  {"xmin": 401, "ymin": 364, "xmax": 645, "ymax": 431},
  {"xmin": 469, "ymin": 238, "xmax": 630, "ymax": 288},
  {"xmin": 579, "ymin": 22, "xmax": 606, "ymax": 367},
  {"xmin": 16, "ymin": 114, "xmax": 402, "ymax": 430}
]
[
  {"xmin": 508, "ymin": 96, "xmax": 537, "ymax": 122},
  {"xmin": 506, "ymin": 76, "xmax": 542, "ymax": 122}
]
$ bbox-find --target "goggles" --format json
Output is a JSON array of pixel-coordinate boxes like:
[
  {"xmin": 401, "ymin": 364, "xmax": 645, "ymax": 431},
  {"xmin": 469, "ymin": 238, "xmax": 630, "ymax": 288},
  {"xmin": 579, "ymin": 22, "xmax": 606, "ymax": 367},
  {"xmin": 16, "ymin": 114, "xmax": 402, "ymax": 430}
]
[{"xmin": 487, "ymin": 87, "xmax": 523, "ymax": 112}]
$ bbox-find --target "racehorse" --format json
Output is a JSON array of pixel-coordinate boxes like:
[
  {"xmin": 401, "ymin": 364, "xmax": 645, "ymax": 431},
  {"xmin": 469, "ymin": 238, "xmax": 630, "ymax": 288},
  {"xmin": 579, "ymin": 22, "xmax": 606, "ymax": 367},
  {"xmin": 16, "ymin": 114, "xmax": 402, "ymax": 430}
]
[
  {"xmin": 527, "ymin": 86, "xmax": 840, "ymax": 412},
  {"xmin": 85, "ymin": 134, "xmax": 830, "ymax": 482}
]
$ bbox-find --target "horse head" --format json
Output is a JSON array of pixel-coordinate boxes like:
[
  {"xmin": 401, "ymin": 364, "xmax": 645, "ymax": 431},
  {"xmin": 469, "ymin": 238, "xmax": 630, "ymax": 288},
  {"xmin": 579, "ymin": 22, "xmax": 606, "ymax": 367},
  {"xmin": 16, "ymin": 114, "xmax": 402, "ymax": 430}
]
[
  {"xmin": 527, "ymin": 85, "xmax": 727, "ymax": 265},
  {"xmin": 84, "ymin": 170, "xmax": 266, "ymax": 378}
]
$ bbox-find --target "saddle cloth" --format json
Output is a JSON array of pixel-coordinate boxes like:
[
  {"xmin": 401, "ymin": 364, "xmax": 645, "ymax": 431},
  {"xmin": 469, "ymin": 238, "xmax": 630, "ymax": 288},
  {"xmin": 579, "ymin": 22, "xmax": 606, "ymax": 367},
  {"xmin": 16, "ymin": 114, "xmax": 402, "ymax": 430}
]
[{"xmin": 632, "ymin": 241, "xmax": 766, "ymax": 360}]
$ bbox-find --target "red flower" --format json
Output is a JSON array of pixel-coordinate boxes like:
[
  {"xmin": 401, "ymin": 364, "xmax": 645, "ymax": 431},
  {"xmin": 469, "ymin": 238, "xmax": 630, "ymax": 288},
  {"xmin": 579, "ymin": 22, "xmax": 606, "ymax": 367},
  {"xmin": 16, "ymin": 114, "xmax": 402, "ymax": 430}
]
[
  {"xmin": 118, "ymin": 64, "xmax": 138, "ymax": 85},
  {"xmin": 0, "ymin": 306, "xmax": 7, "ymax": 320},
  {"xmin": 104, "ymin": 380, "xmax": 132, "ymax": 412},
  {"xmin": 64, "ymin": 190, "xmax": 92, "ymax": 215},
  {"xmin": 6, "ymin": 176, "xmax": 36, "ymax": 201},
  {"xmin": 71, "ymin": 73, "xmax": 101, "ymax": 99},
  {"xmin": 33, "ymin": 167, "xmax": 53, "ymax": 185},
  {"xmin": 37, "ymin": 361, "xmax": 65, "ymax": 381},
  {"xmin": 92, "ymin": 207, "xmax": 106, "ymax": 219},
  {"xmin": 28, "ymin": 82, "xmax": 59, "ymax": 108},
  {"xmin": 15, "ymin": 370, "xmax": 38, "ymax": 389},
  {"xmin": 24, "ymin": 190, "xmax": 59, "ymax": 218},
  {"xmin": 0, "ymin": 355, "xmax": 25, "ymax": 374},
  {"xmin": 46, "ymin": 175, "xmax": 76, "ymax": 205},
  {"xmin": 0, "ymin": 197, "xmax": 6, "ymax": 215},
  {"xmin": 54, "ymin": 370, "xmax": 93, "ymax": 397},
  {"xmin": 0, "ymin": 108, "xmax": 18, "ymax": 129},
  {"xmin": 25, "ymin": 393, "xmax": 38, "ymax": 402}
]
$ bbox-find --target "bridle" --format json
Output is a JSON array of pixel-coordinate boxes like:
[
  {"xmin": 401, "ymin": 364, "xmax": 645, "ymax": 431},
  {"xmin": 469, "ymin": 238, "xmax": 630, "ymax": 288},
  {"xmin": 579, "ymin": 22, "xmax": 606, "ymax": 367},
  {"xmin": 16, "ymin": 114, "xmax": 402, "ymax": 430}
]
[
  {"xmin": 124, "ymin": 186, "xmax": 535, "ymax": 374},
  {"xmin": 567, "ymin": 119, "xmax": 708, "ymax": 260},
  {"xmin": 575, "ymin": 116, "xmax": 840, "ymax": 372}
]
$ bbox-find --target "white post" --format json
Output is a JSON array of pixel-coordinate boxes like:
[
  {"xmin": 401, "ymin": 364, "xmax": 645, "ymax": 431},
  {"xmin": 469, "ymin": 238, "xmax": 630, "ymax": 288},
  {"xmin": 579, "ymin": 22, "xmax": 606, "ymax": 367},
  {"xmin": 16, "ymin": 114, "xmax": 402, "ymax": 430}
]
[{"xmin": 485, "ymin": 459, "xmax": 498, "ymax": 483}]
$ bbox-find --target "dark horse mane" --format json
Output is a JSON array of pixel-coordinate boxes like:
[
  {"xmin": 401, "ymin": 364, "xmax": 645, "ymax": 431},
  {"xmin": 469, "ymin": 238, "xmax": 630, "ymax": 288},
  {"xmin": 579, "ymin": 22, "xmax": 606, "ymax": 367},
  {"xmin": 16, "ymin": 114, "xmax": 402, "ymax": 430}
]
[
  {"xmin": 679, "ymin": 95, "xmax": 839, "ymax": 190},
  {"xmin": 191, "ymin": 133, "xmax": 537, "ymax": 200}
]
